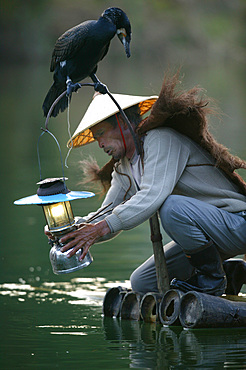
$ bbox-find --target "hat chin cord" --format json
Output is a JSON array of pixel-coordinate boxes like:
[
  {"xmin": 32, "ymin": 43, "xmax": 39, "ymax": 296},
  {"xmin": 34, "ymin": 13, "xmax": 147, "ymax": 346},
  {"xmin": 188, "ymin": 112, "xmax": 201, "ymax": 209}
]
[{"xmin": 115, "ymin": 114, "xmax": 127, "ymax": 153}]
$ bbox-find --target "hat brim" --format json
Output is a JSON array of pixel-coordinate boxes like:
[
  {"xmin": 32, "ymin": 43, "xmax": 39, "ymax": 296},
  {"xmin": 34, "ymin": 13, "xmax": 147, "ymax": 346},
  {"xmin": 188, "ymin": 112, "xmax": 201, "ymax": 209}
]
[{"xmin": 67, "ymin": 93, "xmax": 158, "ymax": 148}]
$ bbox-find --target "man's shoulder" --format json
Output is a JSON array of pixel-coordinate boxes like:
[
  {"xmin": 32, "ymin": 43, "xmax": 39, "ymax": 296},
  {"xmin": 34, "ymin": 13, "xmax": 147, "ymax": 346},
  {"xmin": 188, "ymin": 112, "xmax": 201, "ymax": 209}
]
[{"xmin": 144, "ymin": 127, "xmax": 187, "ymax": 142}]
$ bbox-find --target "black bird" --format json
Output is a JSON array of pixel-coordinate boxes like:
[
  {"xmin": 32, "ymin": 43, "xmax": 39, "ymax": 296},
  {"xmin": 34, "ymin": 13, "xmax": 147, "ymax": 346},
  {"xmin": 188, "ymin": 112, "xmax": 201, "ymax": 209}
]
[{"xmin": 42, "ymin": 7, "xmax": 131, "ymax": 117}]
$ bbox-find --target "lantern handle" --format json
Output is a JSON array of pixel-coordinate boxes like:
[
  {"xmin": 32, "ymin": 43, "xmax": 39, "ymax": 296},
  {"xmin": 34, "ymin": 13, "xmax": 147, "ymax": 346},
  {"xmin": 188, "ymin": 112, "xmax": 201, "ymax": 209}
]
[{"xmin": 37, "ymin": 128, "xmax": 66, "ymax": 183}]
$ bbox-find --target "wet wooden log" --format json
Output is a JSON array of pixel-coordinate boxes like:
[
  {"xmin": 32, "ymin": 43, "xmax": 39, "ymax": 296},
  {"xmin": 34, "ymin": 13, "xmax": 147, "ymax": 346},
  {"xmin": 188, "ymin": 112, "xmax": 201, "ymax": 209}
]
[
  {"xmin": 159, "ymin": 289, "xmax": 184, "ymax": 326},
  {"xmin": 179, "ymin": 291, "xmax": 246, "ymax": 329},
  {"xmin": 140, "ymin": 292, "xmax": 163, "ymax": 322},
  {"xmin": 120, "ymin": 291, "xmax": 144, "ymax": 320},
  {"xmin": 102, "ymin": 286, "xmax": 129, "ymax": 317}
]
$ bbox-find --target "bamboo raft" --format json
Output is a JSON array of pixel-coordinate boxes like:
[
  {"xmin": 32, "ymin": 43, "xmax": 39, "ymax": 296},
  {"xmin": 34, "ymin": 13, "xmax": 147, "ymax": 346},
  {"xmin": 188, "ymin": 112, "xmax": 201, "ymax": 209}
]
[
  {"xmin": 103, "ymin": 287, "xmax": 246, "ymax": 329},
  {"xmin": 103, "ymin": 217, "xmax": 246, "ymax": 329}
]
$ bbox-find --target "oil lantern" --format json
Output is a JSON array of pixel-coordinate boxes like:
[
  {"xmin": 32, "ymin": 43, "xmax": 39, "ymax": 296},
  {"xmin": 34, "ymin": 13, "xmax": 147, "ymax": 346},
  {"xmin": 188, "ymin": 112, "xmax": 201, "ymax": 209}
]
[{"xmin": 14, "ymin": 177, "xmax": 95, "ymax": 274}]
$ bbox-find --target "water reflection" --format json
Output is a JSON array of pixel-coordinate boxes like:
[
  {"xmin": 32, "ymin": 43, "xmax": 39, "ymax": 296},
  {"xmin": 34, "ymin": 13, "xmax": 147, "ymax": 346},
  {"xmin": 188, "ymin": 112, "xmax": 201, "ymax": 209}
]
[{"xmin": 103, "ymin": 318, "xmax": 246, "ymax": 368}]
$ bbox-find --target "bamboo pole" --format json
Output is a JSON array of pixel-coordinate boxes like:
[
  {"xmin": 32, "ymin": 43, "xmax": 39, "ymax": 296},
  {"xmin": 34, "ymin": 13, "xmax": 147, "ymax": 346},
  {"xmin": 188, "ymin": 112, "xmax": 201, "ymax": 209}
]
[
  {"xmin": 103, "ymin": 286, "xmax": 129, "ymax": 317},
  {"xmin": 140, "ymin": 292, "xmax": 163, "ymax": 322},
  {"xmin": 179, "ymin": 291, "xmax": 246, "ymax": 328},
  {"xmin": 149, "ymin": 213, "xmax": 170, "ymax": 294},
  {"xmin": 120, "ymin": 291, "xmax": 144, "ymax": 320},
  {"xmin": 159, "ymin": 289, "xmax": 184, "ymax": 326}
]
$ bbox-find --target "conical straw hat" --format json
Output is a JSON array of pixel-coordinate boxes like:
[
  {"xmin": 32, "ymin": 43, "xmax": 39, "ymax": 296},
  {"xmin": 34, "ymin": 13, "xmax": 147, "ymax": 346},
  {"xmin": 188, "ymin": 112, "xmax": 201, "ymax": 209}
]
[{"xmin": 67, "ymin": 92, "xmax": 157, "ymax": 148}]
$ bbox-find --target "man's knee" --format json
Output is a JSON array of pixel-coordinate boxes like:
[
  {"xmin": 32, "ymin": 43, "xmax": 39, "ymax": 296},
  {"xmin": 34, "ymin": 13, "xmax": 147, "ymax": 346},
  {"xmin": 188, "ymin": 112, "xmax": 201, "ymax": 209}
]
[
  {"xmin": 130, "ymin": 270, "xmax": 141, "ymax": 292},
  {"xmin": 130, "ymin": 269, "xmax": 158, "ymax": 294},
  {"xmin": 130, "ymin": 256, "xmax": 159, "ymax": 294}
]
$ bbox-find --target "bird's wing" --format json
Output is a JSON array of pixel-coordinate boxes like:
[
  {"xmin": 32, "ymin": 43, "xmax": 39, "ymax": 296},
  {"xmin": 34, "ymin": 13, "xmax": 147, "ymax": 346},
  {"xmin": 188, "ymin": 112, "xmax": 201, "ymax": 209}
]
[
  {"xmin": 99, "ymin": 42, "xmax": 110, "ymax": 62},
  {"xmin": 50, "ymin": 20, "xmax": 95, "ymax": 72}
]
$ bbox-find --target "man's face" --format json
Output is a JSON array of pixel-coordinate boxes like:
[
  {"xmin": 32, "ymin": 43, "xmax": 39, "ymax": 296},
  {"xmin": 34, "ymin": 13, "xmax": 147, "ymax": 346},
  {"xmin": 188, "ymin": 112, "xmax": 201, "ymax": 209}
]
[{"xmin": 91, "ymin": 120, "xmax": 127, "ymax": 160}]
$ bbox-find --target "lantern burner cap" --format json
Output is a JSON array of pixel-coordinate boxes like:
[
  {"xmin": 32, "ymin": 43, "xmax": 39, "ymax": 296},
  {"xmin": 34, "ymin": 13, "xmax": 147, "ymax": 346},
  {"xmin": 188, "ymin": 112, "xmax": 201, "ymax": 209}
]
[{"xmin": 37, "ymin": 177, "xmax": 69, "ymax": 196}]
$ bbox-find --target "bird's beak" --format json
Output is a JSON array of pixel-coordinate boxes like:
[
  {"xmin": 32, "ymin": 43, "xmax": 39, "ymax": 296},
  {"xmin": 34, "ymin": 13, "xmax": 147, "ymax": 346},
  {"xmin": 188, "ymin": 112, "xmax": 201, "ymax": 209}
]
[
  {"xmin": 117, "ymin": 28, "xmax": 131, "ymax": 58},
  {"xmin": 122, "ymin": 37, "xmax": 131, "ymax": 58}
]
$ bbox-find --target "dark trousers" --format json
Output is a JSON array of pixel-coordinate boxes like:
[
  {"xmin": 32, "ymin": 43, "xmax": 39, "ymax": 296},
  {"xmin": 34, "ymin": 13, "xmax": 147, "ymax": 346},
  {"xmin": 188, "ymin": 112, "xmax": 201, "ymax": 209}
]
[{"xmin": 130, "ymin": 195, "xmax": 246, "ymax": 293}]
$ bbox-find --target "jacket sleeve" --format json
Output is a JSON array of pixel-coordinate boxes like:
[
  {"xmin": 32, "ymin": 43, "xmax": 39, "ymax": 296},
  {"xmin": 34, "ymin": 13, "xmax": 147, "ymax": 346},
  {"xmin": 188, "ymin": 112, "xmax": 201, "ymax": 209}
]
[
  {"xmin": 78, "ymin": 166, "xmax": 129, "ymax": 242},
  {"xmin": 105, "ymin": 128, "xmax": 190, "ymax": 233}
]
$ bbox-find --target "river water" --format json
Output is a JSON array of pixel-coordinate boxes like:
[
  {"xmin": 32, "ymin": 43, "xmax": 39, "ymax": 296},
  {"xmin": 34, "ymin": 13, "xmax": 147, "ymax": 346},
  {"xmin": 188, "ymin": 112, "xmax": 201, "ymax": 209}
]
[
  {"xmin": 1, "ymin": 277, "xmax": 246, "ymax": 369},
  {"xmin": 1, "ymin": 57, "xmax": 246, "ymax": 369}
]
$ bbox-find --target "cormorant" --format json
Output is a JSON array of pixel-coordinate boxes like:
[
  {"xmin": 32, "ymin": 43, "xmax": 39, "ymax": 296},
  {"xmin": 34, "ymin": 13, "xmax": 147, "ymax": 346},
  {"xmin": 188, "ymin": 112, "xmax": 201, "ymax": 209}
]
[{"xmin": 42, "ymin": 7, "xmax": 131, "ymax": 117}]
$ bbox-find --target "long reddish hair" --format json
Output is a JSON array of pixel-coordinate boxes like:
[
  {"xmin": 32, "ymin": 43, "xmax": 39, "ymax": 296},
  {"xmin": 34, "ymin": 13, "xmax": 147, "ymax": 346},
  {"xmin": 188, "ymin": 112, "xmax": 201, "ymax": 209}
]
[{"xmin": 137, "ymin": 70, "xmax": 246, "ymax": 195}]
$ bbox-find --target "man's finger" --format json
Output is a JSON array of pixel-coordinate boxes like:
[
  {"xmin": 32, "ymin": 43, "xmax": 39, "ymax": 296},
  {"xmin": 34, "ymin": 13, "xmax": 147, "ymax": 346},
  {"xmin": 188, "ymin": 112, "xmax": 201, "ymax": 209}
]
[
  {"xmin": 44, "ymin": 225, "xmax": 55, "ymax": 240},
  {"xmin": 80, "ymin": 244, "xmax": 90, "ymax": 260},
  {"xmin": 60, "ymin": 230, "xmax": 77, "ymax": 244},
  {"xmin": 60, "ymin": 237, "xmax": 79, "ymax": 252},
  {"xmin": 67, "ymin": 240, "xmax": 87, "ymax": 258}
]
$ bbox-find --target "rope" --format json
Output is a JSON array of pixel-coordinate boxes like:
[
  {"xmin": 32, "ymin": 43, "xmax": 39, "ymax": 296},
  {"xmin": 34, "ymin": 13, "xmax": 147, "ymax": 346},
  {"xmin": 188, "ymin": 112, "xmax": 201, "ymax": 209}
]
[{"xmin": 115, "ymin": 114, "xmax": 127, "ymax": 152}]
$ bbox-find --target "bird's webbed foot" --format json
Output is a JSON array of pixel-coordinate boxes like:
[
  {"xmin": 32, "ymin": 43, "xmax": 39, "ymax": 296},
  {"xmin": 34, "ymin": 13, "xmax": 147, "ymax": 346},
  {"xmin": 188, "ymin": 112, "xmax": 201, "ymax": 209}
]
[
  {"xmin": 90, "ymin": 74, "xmax": 108, "ymax": 94},
  {"xmin": 66, "ymin": 78, "xmax": 81, "ymax": 97}
]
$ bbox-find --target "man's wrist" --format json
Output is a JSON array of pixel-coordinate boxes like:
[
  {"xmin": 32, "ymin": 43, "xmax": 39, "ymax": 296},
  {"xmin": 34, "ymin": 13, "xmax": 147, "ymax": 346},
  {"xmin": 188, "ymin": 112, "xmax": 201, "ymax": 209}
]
[{"xmin": 96, "ymin": 219, "xmax": 111, "ymax": 237}]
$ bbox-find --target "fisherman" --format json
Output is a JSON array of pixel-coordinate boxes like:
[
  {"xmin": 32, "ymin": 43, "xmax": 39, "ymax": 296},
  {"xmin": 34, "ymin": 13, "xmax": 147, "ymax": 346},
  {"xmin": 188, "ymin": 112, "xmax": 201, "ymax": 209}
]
[{"xmin": 45, "ymin": 72, "xmax": 246, "ymax": 296}]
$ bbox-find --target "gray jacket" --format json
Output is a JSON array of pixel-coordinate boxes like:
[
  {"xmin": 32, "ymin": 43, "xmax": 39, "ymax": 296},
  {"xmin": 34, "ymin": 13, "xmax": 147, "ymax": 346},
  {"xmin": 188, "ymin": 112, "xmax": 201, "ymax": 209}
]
[{"xmin": 85, "ymin": 128, "xmax": 246, "ymax": 234}]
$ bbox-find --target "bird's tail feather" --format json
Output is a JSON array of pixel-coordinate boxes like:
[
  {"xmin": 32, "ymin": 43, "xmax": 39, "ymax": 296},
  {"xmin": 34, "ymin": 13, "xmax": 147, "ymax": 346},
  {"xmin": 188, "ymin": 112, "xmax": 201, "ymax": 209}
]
[{"xmin": 42, "ymin": 83, "xmax": 68, "ymax": 117}]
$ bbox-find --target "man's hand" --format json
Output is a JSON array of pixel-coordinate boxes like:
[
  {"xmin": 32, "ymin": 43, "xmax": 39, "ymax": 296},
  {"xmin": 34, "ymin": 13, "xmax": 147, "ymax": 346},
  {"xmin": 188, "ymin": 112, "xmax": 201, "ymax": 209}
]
[
  {"xmin": 59, "ymin": 220, "xmax": 111, "ymax": 260},
  {"xmin": 44, "ymin": 225, "xmax": 54, "ymax": 240}
]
